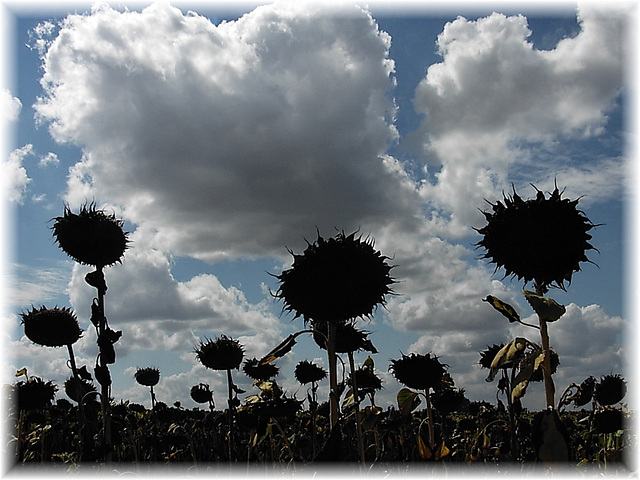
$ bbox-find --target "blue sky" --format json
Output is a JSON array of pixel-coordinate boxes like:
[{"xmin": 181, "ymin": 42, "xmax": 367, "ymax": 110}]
[{"xmin": 1, "ymin": 0, "xmax": 635, "ymax": 413}]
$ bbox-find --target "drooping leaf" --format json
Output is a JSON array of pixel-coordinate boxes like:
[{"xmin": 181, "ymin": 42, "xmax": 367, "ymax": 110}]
[
  {"xmin": 523, "ymin": 290, "xmax": 566, "ymax": 322},
  {"xmin": 435, "ymin": 441, "xmax": 451, "ymax": 461},
  {"xmin": 259, "ymin": 330, "xmax": 312, "ymax": 365},
  {"xmin": 397, "ymin": 388, "xmax": 421, "ymax": 416},
  {"xmin": 486, "ymin": 337, "xmax": 528, "ymax": 382},
  {"xmin": 416, "ymin": 434, "xmax": 432, "ymax": 459},
  {"xmin": 483, "ymin": 295, "xmax": 520, "ymax": 323}
]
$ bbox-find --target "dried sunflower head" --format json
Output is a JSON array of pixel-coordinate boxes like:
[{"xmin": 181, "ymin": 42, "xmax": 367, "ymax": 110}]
[
  {"xmin": 573, "ymin": 376, "xmax": 597, "ymax": 407},
  {"xmin": 17, "ymin": 377, "xmax": 57, "ymax": 411},
  {"xmin": 273, "ymin": 230, "xmax": 395, "ymax": 324},
  {"xmin": 51, "ymin": 202, "xmax": 129, "ymax": 268},
  {"xmin": 21, "ymin": 305, "xmax": 82, "ymax": 347},
  {"xmin": 64, "ymin": 376, "xmax": 97, "ymax": 404},
  {"xmin": 243, "ymin": 358, "xmax": 279, "ymax": 381},
  {"xmin": 594, "ymin": 374, "xmax": 627, "ymax": 406},
  {"xmin": 478, "ymin": 344, "xmax": 505, "ymax": 370},
  {"xmin": 190, "ymin": 383, "xmax": 214, "ymax": 405},
  {"xmin": 134, "ymin": 367, "xmax": 160, "ymax": 387},
  {"xmin": 475, "ymin": 184, "xmax": 597, "ymax": 292},
  {"xmin": 294, "ymin": 360, "xmax": 327, "ymax": 385},
  {"xmin": 195, "ymin": 335, "xmax": 244, "ymax": 371},
  {"xmin": 312, "ymin": 319, "xmax": 378, "ymax": 354},
  {"xmin": 389, "ymin": 352, "xmax": 448, "ymax": 391}
]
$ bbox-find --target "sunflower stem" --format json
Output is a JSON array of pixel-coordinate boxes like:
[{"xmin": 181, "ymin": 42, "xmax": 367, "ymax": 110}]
[
  {"xmin": 226, "ymin": 368, "xmax": 235, "ymax": 461},
  {"xmin": 535, "ymin": 285, "xmax": 555, "ymax": 409},
  {"xmin": 348, "ymin": 351, "xmax": 366, "ymax": 467},
  {"xmin": 95, "ymin": 267, "xmax": 112, "ymax": 464},
  {"xmin": 327, "ymin": 322, "xmax": 339, "ymax": 429},
  {"xmin": 424, "ymin": 388, "xmax": 435, "ymax": 450},
  {"xmin": 67, "ymin": 343, "xmax": 85, "ymax": 461}
]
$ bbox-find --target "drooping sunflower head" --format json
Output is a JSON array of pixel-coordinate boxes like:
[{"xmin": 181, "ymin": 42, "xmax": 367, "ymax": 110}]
[
  {"xmin": 21, "ymin": 305, "xmax": 82, "ymax": 347},
  {"xmin": 351, "ymin": 367, "xmax": 383, "ymax": 392},
  {"xmin": 51, "ymin": 202, "xmax": 129, "ymax": 268},
  {"xmin": 478, "ymin": 344, "xmax": 505, "ymax": 370},
  {"xmin": 294, "ymin": 360, "xmax": 327, "ymax": 385},
  {"xmin": 64, "ymin": 376, "xmax": 97, "ymax": 404},
  {"xmin": 273, "ymin": 230, "xmax": 395, "ymax": 324},
  {"xmin": 389, "ymin": 352, "xmax": 448, "ymax": 391},
  {"xmin": 475, "ymin": 184, "xmax": 596, "ymax": 292},
  {"xmin": 594, "ymin": 374, "xmax": 627, "ymax": 406},
  {"xmin": 134, "ymin": 367, "xmax": 161, "ymax": 387},
  {"xmin": 190, "ymin": 383, "xmax": 214, "ymax": 405},
  {"xmin": 195, "ymin": 335, "xmax": 244, "ymax": 371},
  {"xmin": 243, "ymin": 358, "xmax": 279, "ymax": 381},
  {"xmin": 17, "ymin": 377, "xmax": 57, "ymax": 411},
  {"xmin": 312, "ymin": 319, "xmax": 378, "ymax": 354}
]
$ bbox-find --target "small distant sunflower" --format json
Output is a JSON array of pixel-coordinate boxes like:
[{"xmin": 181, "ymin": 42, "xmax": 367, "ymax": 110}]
[
  {"xmin": 294, "ymin": 360, "xmax": 327, "ymax": 385},
  {"xmin": 190, "ymin": 383, "xmax": 214, "ymax": 406},
  {"xmin": 51, "ymin": 202, "xmax": 129, "ymax": 268},
  {"xmin": 390, "ymin": 352, "xmax": 448, "ymax": 391},
  {"xmin": 594, "ymin": 374, "xmax": 627, "ymax": 406},
  {"xmin": 351, "ymin": 367, "xmax": 383, "ymax": 392},
  {"xmin": 273, "ymin": 230, "xmax": 395, "ymax": 324},
  {"xmin": 134, "ymin": 367, "xmax": 160, "ymax": 387},
  {"xmin": 195, "ymin": 335, "xmax": 244, "ymax": 371},
  {"xmin": 475, "ymin": 184, "xmax": 596, "ymax": 292},
  {"xmin": 21, "ymin": 305, "xmax": 82, "ymax": 347},
  {"xmin": 573, "ymin": 376, "xmax": 597, "ymax": 407},
  {"xmin": 243, "ymin": 358, "xmax": 279, "ymax": 381}
]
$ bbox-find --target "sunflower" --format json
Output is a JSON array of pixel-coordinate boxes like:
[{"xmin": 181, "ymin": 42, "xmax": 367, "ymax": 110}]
[
  {"xmin": 243, "ymin": 358, "xmax": 279, "ymax": 381},
  {"xmin": 273, "ymin": 230, "xmax": 395, "ymax": 324},
  {"xmin": 475, "ymin": 184, "xmax": 596, "ymax": 292},
  {"xmin": 389, "ymin": 352, "xmax": 448, "ymax": 391},
  {"xmin": 312, "ymin": 319, "xmax": 377, "ymax": 353},
  {"xmin": 134, "ymin": 367, "xmax": 160, "ymax": 387},
  {"xmin": 594, "ymin": 374, "xmax": 627, "ymax": 406},
  {"xmin": 51, "ymin": 202, "xmax": 129, "ymax": 268},
  {"xmin": 17, "ymin": 377, "xmax": 57, "ymax": 411},
  {"xmin": 64, "ymin": 376, "xmax": 96, "ymax": 404},
  {"xmin": 194, "ymin": 335, "xmax": 244, "ymax": 371},
  {"xmin": 190, "ymin": 383, "xmax": 214, "ymax": 406},
  {"xmin": 21, "ymin": 305, "xmax": 82, "ymax": 347},
  {"xmin": 294, "ymin": 360, "xmax": 327, "ymax": 385}
]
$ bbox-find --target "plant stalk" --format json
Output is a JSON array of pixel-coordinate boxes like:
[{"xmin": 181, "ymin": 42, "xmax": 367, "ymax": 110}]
[
  {"xmin": 327, "ymin": 321, "xmax": 339, "ymax": 429},
  {"xmin": 348, "ymin": 351, "xmax": 366, "ymax": 467}
]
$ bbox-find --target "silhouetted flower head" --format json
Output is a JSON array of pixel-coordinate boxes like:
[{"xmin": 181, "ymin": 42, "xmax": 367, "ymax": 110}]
[
  {"xmin": 17, "ymin": 377, "xmax": 57, "ymax": 411},
  {"xmin": 134, "ymin": 367, "xmax": 160, "ymax": 387},
  {"xmin": 64, "ymin": 376, "xmax": 97, "ymax": 404},
  {"xmin": 190, "ymin": 383, "xmax": 214, "ymax": 405},
  {"xmin": 478, "ymin": 344, "xmax": 504, "ymax": 369},
  {"xmin": 594, "ymin": 374, "xmax": 627, "ymax": 406},
  {"xmin": 475, "ymin": 185, "xmax": 596, "ymax": 292},
  {"xmin": 294, "ymin": 360, "xmax": 327, "ymax": 385},
  {"xmin": 21, "ymin": 305, "xmax": 82, "ymax": 347},
  {"xmin": 351, "ymin": 367, "xmax": 383, "ymax": 392},
  {"xmin": 274, "ymin": 231, "xmax": 395, "ymax": 324},
  {"xmin": 573, "ymin": 376, "xmax": 597, "ymax": 407},
  {"xmin": 390, "ymin": 352, "xmax": 448, "ymax": 391},
  {"xmin": 529, "ymin": 349, "xmax": 560, "ymax": 382},
  {"xmin": 52, "ymin": 202, "xmax": 129, "ymax": 268},
  {"xmin": 195, "ymin": 335, "xmax": 244, "ymax": 371},
  {"xmin": 243, "ymin": 358, "xmax": 279, "ymax": 381},
  {"xmin": 431, "ymin": 387, "xmax": 468, "ymax": 415},
  {"xmin": 312, "ymin": 319, "xmax": 377, "ymax": 353}
]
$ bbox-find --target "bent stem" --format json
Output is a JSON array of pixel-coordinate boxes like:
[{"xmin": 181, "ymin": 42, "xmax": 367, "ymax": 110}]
[{"xmin": 327, "ymin": 322, "xmax": 339, "ymax": 429}]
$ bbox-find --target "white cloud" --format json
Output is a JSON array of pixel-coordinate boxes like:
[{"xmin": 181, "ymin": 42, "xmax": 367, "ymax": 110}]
[
  {"xmin": 3, "ymin": 145, "xmax": 33, "ymax": 204},
  {"xmin": 412, "ymin": 5, "xmax": 627, "ymax": 236},
  {"xmin": 39, "ymin": 152, "xmax": 59, "ymax": 167},
  {"xmin": 34, "ymin": 1, "xmax": 419, "ymax": 262},
  {"xmin": 1, "ymin": 89, "xmax": 22, "ymax": 123}
]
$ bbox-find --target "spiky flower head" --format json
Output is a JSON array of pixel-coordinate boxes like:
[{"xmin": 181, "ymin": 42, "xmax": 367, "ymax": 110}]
[
  {"xmin": 64, "ymin": 376, "xmax": 97, "ymax": 403},
  {"xmin": 190, "ymin": 383, "xmax": 214, "ymax": 405},
  {"xmin": 17, "ymin": 377, "xmax": 57, "ymax": 411},
  {"xmin": 478, "ymin": 344, "xmax": 505, "ymax": 369},
  {"xmin": 573, "ymin": 376, "xmax": 597, "ymax": 407},
  {"xmin": 390, "ymin": 352, "xmax": 448, "ymax": 391},
  {"xmin": 134, "ymin": 367, "xmax": 160, "ymax": 387},
  {"xmin": 475, "ymin": 185, "xmax": 596, "ymax": 292},
  {"xmin": 294, "ymin": 360, "xmax": 327, "ymax": 385},
  {"xmin": 195, "ymin": 335, "xmax": 244, "ymax": 371},
  {"xmin": 21, "ymin": 305, "xmax": 82, "ymax": 347},
  {"xmin": 52, "ymin": 202, "xmax": 129, "ymax": 268},
  {"xmin": 312, "ymin": 319, "xmax": 377, "ymax": 354},
  {"xmin": 274, "ymin": 231, "xmax": 395, "ymax": 324},
  {"xmin": 351, "ymin": 367, "xmax": 383, "ymax": 391},
  {"xmin": 243, "ymin": 358, "xmax": 279, "ymax": 381},
  {"xmin": 594, "ymin": 374, "xmax": 627, "ymax": 406}
]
